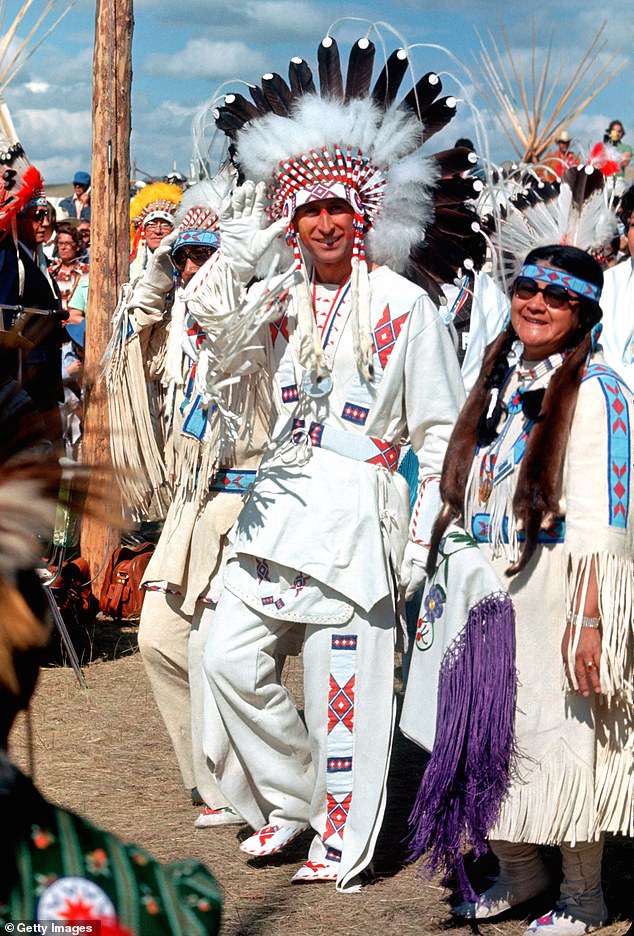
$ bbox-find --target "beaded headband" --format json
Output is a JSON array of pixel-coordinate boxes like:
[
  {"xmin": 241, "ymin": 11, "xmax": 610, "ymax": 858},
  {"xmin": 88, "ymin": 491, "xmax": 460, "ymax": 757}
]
[{"xmin": 519, "ymin": 263, "xmax": 601, "ymax": 302}]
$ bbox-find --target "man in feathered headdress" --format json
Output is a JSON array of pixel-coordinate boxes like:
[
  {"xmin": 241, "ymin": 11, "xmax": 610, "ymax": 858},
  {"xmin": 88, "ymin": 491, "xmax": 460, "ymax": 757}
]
[
  {"xmin": 185, "ymin": 31, "xmax": 485, "ymax": 889},
  {"xmin": 129, "ymin": 181, "xmax": 183, "ymax": 281}
]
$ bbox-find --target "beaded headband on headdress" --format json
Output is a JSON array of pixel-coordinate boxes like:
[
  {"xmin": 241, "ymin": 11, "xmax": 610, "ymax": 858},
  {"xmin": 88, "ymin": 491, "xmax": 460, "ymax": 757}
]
[
  {"xmin": 172, "ymin": 205, "xmax": 220, "ymax": 253},
  {"xmin": 21, "ymin": 188, "xmax": 48, "ymax": 212},
  {"xmin": 133, "ymin": 198, "xmax": 180, "ymax": 228},
  {"xmin": 215, "ymin": 32, "xmax": 486, "ymax": 306},
  {"xmin": 276, "ymin": 146, "xmax": 385, "ymax": 275},
  {"xmin": 143, "ymin": 208, "xmax": 175, "ymax": 227}
]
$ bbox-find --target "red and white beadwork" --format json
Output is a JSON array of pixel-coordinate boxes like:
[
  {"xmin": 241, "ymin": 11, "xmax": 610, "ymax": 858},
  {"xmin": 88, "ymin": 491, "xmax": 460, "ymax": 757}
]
[
  {"xmin": 324, "ymin": 632, "xmax": 358, "ymax": 848},
  {"xmin": 269, "ymin": 144, "xmax": 385, "ymax": 272}
]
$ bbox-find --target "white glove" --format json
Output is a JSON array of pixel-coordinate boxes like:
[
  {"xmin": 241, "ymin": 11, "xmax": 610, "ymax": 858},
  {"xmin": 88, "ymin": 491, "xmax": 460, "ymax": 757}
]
[
  {"xmin": 400, "ymin": 539, "xmax": 429, "ymax": 602},
  {"xmin": 128, "ymin": 229, "xmax": 178, "ymax": 327},
  {"xmin": 143, "ymin": 227, "xmax": 179, "ymax": 293},
  {"xmin": 218, "ymin": 180, "xmax": 287, "ymax": 283}
]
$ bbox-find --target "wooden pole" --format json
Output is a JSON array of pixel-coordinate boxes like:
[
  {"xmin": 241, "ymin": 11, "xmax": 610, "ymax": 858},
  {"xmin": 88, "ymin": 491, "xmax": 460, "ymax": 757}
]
[{"xmin": 81, "ymin": 0, "xmax": 133, "ymax": 590}]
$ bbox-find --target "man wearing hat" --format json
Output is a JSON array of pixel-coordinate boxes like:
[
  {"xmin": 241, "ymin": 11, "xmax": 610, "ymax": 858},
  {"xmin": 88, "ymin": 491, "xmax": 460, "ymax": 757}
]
[
  {"xmin": 59, "ymin": 171, "xmax": 91, "ymax": 221},
  {"xmin": 539, "ymin": 130, "xmax": 580, "ymax": 179}
]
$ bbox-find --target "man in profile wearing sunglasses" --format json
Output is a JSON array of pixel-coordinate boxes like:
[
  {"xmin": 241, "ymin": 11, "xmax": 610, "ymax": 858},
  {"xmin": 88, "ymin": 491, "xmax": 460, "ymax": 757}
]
[{"xmin": 0, "ymin": 190, "xmax": 65, "ymax": 450}]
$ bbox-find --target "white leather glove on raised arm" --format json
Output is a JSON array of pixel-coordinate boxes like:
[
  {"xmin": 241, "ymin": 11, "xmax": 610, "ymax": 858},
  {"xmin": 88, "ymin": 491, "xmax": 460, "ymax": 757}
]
[
  {"xmin": 218, "ymin": 180, "xmax": 287, "ymax": 283},
  {"xmin": 400, "ymin": 539, "xmax": 430, "ymax": 602},
  {"xmin": 127, "ymin": 228, "xmax": 178, "ymax": 329}
]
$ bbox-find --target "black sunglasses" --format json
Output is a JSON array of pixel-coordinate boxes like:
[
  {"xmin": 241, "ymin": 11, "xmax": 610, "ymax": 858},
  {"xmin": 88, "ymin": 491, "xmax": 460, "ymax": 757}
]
[
  {"xmin": 172, "ymin": 246, "xmax": 215, "ymax": 270},
  {"xmin": 513, "ymin": 276, "xmax": 579, "ymax": 310}
]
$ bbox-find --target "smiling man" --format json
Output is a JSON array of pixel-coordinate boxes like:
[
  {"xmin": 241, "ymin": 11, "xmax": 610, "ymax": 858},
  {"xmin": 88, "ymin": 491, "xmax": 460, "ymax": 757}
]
[
  {"xmin": 186, "ymin": 37, "xmax": 485, "ymax": 892},
  {"xmin": 293, "ymin": 197, "xmax": 356, "ymax": 283}
]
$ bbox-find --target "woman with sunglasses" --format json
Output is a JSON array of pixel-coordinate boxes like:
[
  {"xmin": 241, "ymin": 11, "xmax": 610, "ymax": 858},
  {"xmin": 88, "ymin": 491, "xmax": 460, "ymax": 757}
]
[{"xmin": 422, "ymin": 244, "xmax": 633, "ymax": 935}]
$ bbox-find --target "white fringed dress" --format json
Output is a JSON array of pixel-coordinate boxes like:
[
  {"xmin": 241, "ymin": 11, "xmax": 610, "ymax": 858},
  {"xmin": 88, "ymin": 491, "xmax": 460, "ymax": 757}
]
[{"xmin": 464, "ymin": 350, "xmax": 633, "ymax": 844}]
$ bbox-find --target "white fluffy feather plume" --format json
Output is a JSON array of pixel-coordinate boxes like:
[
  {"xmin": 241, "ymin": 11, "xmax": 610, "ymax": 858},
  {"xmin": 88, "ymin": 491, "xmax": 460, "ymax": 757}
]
[
  {"xmin": 236, "ymin": 95, "xmax": 439, "ymax": 274},
  {"xmin": 174, "ymin": 162, "xmax": 237, "ymax": 224},
  {"xmin": 495, "ymin": 166, "xmax": 618, "ymax": 277}
]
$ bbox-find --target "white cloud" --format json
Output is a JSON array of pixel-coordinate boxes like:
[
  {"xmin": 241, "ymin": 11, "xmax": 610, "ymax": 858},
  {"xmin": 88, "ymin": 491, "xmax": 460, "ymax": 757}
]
[
  {"xmin": 144, "ymin": 39, "xmax": 268, "ymax": 79},
  {"xmin": 37, "ymin": 155, "xmax": 91, "ymax": 185},
  {"xmin": 243, "ymin": 1, "xmax": 327, "ymax": 38},
  {"xmin": 23, "ymin": 81, "xmax": 50, "ymax": 94},
  {"xmin": 15, "ymin": 108, "xmax": 92, "ymax": 153},
  {"xmin": 136, "ymin": 0, "xmax": 332, "ymax": 39}
]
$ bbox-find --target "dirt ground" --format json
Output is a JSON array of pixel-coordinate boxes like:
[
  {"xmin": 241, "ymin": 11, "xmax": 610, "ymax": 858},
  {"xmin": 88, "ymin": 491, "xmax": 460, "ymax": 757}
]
[{"xmin": 8, "ymin": 619, "xmax": 633, "ymax": 936}]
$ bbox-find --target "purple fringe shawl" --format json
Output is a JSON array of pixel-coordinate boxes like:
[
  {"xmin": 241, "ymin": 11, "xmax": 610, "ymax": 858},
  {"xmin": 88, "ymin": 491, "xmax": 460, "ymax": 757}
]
[{"xmin": 407, "ymin": 592, "xmax": 517, "ymax": 900}]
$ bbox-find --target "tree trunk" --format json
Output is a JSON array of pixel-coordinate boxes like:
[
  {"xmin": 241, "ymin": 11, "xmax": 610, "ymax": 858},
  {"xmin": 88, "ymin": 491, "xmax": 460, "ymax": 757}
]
[{"xmin": 81, "ymin": 0, "xmax": 133, "ymax": 592}]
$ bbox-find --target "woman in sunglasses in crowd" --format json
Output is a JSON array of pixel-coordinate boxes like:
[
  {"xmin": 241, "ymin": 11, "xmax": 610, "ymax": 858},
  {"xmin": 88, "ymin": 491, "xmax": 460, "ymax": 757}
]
[{"xmin": 427, "ymin": 245, "xmax": 633, "ymax": 935}]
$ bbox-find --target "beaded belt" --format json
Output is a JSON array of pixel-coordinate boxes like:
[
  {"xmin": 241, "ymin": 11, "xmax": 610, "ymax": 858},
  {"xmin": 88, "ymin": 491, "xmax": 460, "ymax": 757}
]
[
  {"xmin": 209, "ymin": 469, "xmax": 257, "ymax": 493},
  {"xmin": 291, "ymin": 419, "xmax": 400, "ymax": 471},
  {"xmin": 471, "ymin": 513, "xmax": 566, "ymax": 544}
]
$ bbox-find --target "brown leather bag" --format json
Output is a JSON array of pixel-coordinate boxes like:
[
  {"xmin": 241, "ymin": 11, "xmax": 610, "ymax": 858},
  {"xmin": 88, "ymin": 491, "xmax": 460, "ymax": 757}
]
[{"xmin": 99, "ymin": 542, "xmax": 155, "ymax": 619}]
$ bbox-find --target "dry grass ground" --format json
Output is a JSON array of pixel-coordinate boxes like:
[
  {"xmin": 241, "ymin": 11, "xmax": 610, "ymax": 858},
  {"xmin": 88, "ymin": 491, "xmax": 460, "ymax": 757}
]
[{"xmin": 7, "ymin": 620, "xmax": 633, "ymax": 936}]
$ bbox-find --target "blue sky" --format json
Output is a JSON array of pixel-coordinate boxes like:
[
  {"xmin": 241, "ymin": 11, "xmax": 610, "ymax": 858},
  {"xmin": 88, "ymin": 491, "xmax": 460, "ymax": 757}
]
[{"xmin": 5, "ymin": 0, "xmax": 633, "ymax": 184}]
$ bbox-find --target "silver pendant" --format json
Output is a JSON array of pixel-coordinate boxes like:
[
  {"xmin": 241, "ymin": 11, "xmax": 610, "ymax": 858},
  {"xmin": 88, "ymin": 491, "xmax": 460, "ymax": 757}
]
[{"xmin": 301, "ymin": 372, "xmax": 333, "ymax": 399}]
